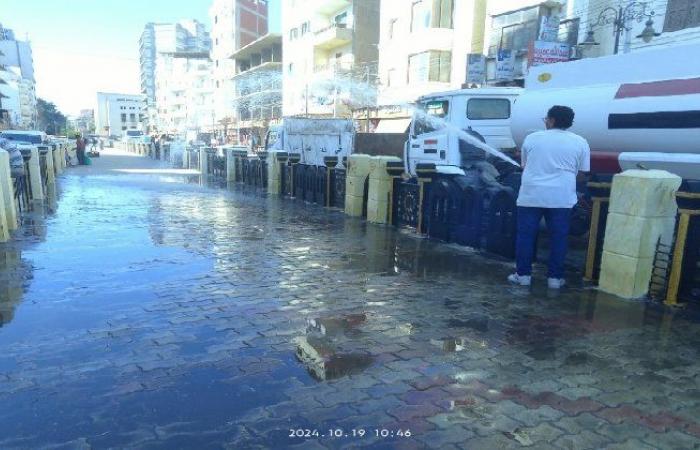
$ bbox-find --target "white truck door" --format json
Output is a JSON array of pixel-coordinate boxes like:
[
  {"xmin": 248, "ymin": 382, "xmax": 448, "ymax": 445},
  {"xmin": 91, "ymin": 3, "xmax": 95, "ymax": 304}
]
[{"xmin": 407, "ymin": 98, "xmax": 451, "ymax": 175}]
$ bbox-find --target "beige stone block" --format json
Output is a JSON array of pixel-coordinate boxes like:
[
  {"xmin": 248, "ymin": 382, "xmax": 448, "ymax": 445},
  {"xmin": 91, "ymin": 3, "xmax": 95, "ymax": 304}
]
[
  {"xmin": 368, "ymin": 179, "xmax": 393, "ymax": 203},
  {"xmin": 367, "ymin": 197, "xmax": 391, "ymax": 224},
  {"xmin": 267, "ymin": 154, "xmax": 282, "ymax": 195},
  {"xmin": 599, "ymin": 251, "xmax": 654, "ymax": 299},
  {"xmin": 369, "ymin": 156, "xmax": 402, "ymax": 182},
  {"xmin": 602, "ymin": 213, "xmax": 676, "ymax": 259},
  {"xmin": 609, "ymin": 170, "xmax": 681, "ymax": 217},
  {"xmin": 29, "ymin": 148, "xmax": 44, "ymax": 201},
  {"xmin": 345, "ymin": 194, "xmax": 364, "ymax": 217},
  {"xmin": 348, "ymin": 154, "xmax": 372, "ymax": 177},
  {"xmin": 0, "ymin": 151, "xmax": 17, "ymax": 232},
  {"xmin": 346, "ymin": 174, "xmax": 368, "ymax": 198}
]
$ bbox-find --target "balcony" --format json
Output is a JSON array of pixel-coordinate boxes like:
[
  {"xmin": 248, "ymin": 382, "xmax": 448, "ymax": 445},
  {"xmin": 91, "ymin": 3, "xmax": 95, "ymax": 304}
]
[{"xmin": 313, "ymin": 24, "xmax": 352, "ymax": 50}]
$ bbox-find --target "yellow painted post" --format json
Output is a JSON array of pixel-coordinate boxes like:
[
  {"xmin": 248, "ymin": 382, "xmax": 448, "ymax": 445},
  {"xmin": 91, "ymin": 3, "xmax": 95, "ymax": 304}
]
[{"xmin": 665, "ymin": 213, "xmax": 691, "ymax": 305}]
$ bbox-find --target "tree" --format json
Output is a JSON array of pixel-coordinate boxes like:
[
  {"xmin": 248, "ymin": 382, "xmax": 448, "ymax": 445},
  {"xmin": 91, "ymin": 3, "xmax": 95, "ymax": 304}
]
[{"xmin": 36, "ymin": 98, "xmax": 67, "ymax": 135}]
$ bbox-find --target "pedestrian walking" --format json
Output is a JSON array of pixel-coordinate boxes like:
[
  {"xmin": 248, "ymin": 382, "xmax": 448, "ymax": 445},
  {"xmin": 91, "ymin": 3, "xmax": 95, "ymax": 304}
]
[
  {"xmin": 507, "ymin": 105, "xmax": 590, "ymax": 289},
  {"xmin": 75, "ymin": 134, "xmax": 86, "ymax": 165}
]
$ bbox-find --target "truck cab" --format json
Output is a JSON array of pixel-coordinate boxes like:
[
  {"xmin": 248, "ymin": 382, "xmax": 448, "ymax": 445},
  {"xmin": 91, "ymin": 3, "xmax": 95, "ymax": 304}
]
[{"xmin": 406, "ymin": 88, "xmax": 522, "ymax": 176}]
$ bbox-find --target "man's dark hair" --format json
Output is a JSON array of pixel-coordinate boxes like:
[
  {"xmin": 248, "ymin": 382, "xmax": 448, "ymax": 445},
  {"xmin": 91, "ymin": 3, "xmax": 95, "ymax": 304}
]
[{"xmin": 547, "ymin": 105, "xmax": 575, "ymax": 129}]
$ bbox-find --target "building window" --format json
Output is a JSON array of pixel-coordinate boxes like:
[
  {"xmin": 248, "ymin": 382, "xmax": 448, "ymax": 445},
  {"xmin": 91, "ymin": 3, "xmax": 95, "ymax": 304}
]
[
  {"xmin": 558, "ymin": 18, "xmax": 580, "ymax": 46},
  {"xmin": 663, "ymin": 0, "xmax": 700, "ymax": 32},
  {"xmin": 215, "ymin": 15, "xmax": 218, "ymax": 24},
  {"xmin": 301, "ymin": 21, "xmax": 310, "ymax": 35},
  {"xmin": 432, "ymin": 0, "xmax": 453, "ymax": 28},
  {"xmin": 388, "ymin": 18, "xmax": 398, "ymax": 39},
  {"xmin": 408, "ymin": 50, "xmax": 451, "ymax": 83},
  {"xmin": 288, "ymin": 62, "xmax": 294, "ymax": 74},
  {"xmin": 121, "ymin": 113, "xmax": 127, "ymax": 122},
  {"xmin": 289, "ymin": 28, "xmax": 298, "ymax": 40},
  {"xmin": 466, "ymin": 98, "xmax": 511, "ymax": 120},
  {"xmin": 411, "ymin": 1, "xmax": 431, "ymax": 31},
  {"xmin": 335, "ymin": 12, "xmax": 348, "ymax": 27},
  {"xmin": 488, "ymin": 6, "xmax": 540, "ymax": 56},
  {"xmin": 387, "ymin": 68, "xmax": 397, "ymax": 87},
  {"xmin": 130, "ymin": 113, "xmax": 136, "ymax": 121},
  {"xmin": 122, "ymin": 126, "xmax": 127, "ymax": 131}
]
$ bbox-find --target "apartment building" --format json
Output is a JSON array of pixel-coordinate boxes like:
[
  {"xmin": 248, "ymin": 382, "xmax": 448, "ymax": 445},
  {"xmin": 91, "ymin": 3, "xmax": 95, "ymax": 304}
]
[
  {"xmin": 209, "ymin": 0, "xmax": 268, "ymax": 131},
  {"xmin": 139, "ymin": 20, "xmax": 211, "ymax": 132},
  {"xmin": 0, "ymin": 23, "xmax": 37, "ymax": 129},
  {"xmin": 231, "ymin": 33, "xmax": 282, "ymax": 147},
  {"xmin": 154, "ymin": 52, "xmax": 215, "ymax": 134},
  {"xmin": 377, "ymin": 0, "xmax": 487, "ymax": 112},
  {"xmin": 281, "ymin": 0, "xmax": 380, "ymax": 118},
  {"xmin": 95, "ymin": 92, "xmax": 146, "ymax": 137}
]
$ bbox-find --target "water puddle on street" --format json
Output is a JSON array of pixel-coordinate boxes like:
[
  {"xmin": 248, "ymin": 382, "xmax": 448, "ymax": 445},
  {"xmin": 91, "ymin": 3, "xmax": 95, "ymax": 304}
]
[{"xmin": 294, "ymin": 313, "xmax": 374, "ymax": 381}]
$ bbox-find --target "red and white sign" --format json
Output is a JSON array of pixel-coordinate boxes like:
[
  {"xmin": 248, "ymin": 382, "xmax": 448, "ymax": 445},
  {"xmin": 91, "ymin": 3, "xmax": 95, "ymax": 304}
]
[{"xmin": 529, "ymin": 41, "xmax": 570, "ymax": 67}]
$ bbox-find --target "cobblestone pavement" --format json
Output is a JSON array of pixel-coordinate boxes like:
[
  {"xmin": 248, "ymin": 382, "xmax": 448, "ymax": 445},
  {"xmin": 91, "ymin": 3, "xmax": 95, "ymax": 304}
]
[{"xmin": 1, "ymin": 150, "xmax": 699, "ymax": 449}]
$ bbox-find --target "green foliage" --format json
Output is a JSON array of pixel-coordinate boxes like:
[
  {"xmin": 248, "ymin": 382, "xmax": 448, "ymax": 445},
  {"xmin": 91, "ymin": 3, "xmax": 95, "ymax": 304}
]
[{"xmin": 36, "ymin": 98, "xmax": 67, "ymax": 135}]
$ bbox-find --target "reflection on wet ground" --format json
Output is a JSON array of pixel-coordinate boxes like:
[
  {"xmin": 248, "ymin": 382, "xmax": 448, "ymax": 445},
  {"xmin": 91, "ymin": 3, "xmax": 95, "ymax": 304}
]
[{"xmin": 0, "ymin": 151, "xmax": 699, "ymax": 449}]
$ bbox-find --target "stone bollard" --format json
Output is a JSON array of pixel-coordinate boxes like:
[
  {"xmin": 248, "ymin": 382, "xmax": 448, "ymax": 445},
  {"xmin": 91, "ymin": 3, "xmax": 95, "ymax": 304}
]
[
  {"xmin": 29, "ymin": 147, "xmax": 44, "ymax": 201},
  {"xmin": 0, "ymin": 150, "xmax": 14, "ymax": 241},
  {"xmin": 598, "ymin": 170, "xmax": 681, "ymax": 298},
  {"xmin": 367, "ymin": 156, "xmax": 402, "ymax": 224},
  {"xmin": 199, "ymin": 147, "xmax": 209, "ymax": 175},
  {"xmin": 52, "ymin": 145, "xmax": 63, "ymax": 175},
  {"xmin": 345, "ymin": 154, "xmax": 372, "ymax": 217},
  {"xmin": 266, "ymin": 151, "xmax": 286, "ymax": 194},
  {"xmin": 46, "ymin": 148, "xmax": 56, "ymax": 184},
  {"xmin": 225, "ymin": 147, "xmax": 236, "ymax": 181}
]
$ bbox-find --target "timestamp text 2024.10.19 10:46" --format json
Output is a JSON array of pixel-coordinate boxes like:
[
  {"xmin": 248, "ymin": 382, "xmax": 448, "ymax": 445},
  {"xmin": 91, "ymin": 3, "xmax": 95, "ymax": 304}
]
[{"xmin": 289, "ymin": 429, "xmax": 412, "ymax": 438}]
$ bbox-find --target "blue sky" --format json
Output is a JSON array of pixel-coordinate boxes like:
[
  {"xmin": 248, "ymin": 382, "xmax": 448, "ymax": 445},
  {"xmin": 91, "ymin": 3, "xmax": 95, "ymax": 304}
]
[{"xmin": 2, "ymin": 0, "xmax": 281, "ymax": 115}]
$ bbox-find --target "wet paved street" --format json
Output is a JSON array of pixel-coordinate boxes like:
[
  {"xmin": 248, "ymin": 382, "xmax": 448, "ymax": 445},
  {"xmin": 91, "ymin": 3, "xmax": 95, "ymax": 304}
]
[{"xmin": 1, "ymin": 149, "xmax": 700, "ymax": 449}]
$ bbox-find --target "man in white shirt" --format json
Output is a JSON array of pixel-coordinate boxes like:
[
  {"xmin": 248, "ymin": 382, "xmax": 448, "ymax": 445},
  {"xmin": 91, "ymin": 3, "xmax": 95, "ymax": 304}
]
[{"xmin": 508, "ymin": 105, "xmax": 590, "ymax": 288}]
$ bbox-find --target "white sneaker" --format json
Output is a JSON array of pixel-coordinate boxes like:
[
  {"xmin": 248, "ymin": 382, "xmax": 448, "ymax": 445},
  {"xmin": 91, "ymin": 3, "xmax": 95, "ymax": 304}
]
[
  {"xmin": 508, "ymin": 273, "xmax": 532, "ymax": 286},
  {"xmin": 548, "ymin": 278, "xmax": 566, "ymax": 289}
]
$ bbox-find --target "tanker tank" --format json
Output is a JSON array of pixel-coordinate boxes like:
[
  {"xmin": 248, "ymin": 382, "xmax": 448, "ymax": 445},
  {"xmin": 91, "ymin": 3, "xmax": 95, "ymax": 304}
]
[{"xmin": 511, "ymin": 43, "xmax": 700, "ymax": 177}]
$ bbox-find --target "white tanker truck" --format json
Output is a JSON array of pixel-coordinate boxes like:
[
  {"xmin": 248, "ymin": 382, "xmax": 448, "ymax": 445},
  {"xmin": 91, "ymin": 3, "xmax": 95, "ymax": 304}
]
[
  {"xmin": 406, "ymin": 42, "xmax": 700, "ymax": 181},
  {"xmin": 401, "ymin": 42, "xmax": 700, "ymax": 251}
]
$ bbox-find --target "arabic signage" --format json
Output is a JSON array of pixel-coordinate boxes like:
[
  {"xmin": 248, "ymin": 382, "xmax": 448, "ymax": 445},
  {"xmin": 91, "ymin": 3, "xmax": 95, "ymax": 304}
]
[
  {"xmin": 466, "ymin": 54, "xmax": 486, "ymax": 84},
  {"xmin": 495, "ymin": 49, "xmax": 515, "ymax": 80},
  {"xmin": 538, "ymin": 15, "xmax": 561, "ymax": 41},
  {"xmin": 529, "ymin": 41, "xmax": 571, "ymax": 67}
]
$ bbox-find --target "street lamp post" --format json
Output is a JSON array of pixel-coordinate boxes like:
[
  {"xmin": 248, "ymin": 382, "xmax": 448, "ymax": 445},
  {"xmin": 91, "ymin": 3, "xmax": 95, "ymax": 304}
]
[{"xmin": 581, "ymin": 1, "xmax": 661, "ymax": 54}]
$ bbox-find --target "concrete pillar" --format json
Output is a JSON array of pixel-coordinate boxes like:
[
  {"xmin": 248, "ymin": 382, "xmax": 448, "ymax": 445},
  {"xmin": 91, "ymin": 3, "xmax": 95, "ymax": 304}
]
[
  {"xmin": 345, "ymin": 154, "xmax": 372, "ymax": 217},
  {"xmin": 46, "ymin": 148, "xmax": 56, "ymax": 185},
  {"xmin": 367, "ymin": 156, "xmax": 402, "ymax": 224},
  {"xmin": 183, "ymin": 148, "xmax": 190, "ymax": 169},
  {"xmin": 267, "ymin": 151, "xmax": 287, "ymax": 195},
  {"xmin": 599, "ymin": 170, "xmax": 682, "ymax": 298},
  {"xmin": 29, "ymin": 147, "xmax": 44, "ymax": 201},
  {"xmin": 52, "ymin": 145, "xmax": 63, "ymax": 175},
  {"xmin": 0, "ymin": 150, "xmax": 13, "ymax": 241},
  {"xmin": 225, "ymin": 147, "xmax": 236, "ymax": 182},
  {"xmin": 199, "ymin": 148, "xmax": 209, "ymax": 175}
]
